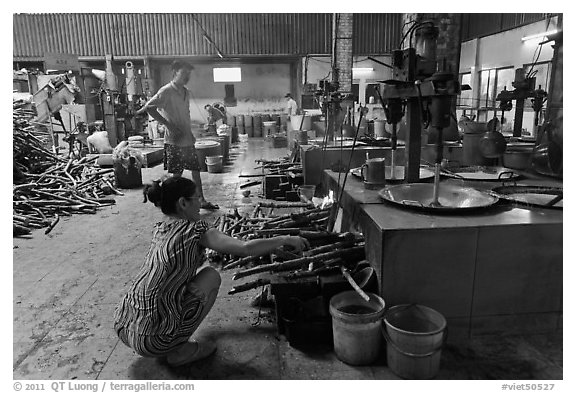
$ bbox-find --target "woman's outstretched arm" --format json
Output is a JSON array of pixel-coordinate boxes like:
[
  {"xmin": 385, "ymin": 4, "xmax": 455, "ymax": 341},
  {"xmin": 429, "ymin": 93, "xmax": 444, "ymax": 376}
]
[{"xmin": 200, "ymin": 228, "xmax": 309, "ymax": 258}]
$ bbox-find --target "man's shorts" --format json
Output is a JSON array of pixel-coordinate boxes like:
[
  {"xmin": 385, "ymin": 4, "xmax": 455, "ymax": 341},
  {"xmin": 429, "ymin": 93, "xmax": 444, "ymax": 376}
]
[{"xmin": 163, "ymin": 144, "xmax": 201, "ymax": 174}]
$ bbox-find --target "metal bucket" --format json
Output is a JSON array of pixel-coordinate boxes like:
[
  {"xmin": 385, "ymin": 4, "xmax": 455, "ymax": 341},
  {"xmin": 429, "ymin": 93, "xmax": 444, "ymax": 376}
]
[
  {"xmin": 329, "ymin": 291, "xmax": 386, "ymax": 366},
  {"xmin": 383, "ymin": 304, "xmax": 447, "ymax": 379}
]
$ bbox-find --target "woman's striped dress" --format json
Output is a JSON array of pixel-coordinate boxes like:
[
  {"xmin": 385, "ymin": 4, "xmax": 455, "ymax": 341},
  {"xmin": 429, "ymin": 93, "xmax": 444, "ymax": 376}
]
[{"xmin": 114, "ymin": 219, "xmax": 209, "ymax": 357}]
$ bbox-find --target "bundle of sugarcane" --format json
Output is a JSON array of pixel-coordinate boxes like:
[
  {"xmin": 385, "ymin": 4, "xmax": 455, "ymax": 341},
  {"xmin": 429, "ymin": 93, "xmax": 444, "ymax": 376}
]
[
  {"xmin": 13, "ymin": 105, "xmax": 120, "ymax": 237},
  {"xmin": 13, "ymin": 158, "xmax": 119, "ymax": 237},
  {"xmin": 13, "ymin": 106, "xmax": 63, "ymax": 177},
  {"xmin": 254, "ymin": 157, "xmax": 302, "ymax": 176},
  {"xmin": 227, "ymin": 233, "xmax": 365, "ymax": 294}
]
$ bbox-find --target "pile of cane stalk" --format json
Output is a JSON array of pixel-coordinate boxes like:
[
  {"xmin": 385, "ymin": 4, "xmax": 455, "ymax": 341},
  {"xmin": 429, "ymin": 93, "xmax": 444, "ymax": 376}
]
[{"xmin": 13, "ymin": 101, "xmax": 120, "ymax": 237}]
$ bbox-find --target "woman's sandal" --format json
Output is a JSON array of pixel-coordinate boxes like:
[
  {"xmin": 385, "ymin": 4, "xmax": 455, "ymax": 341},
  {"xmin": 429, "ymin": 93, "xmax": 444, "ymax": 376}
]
[
  {"xmin": 166, "ymin": 339, "xmax": 217, "ymax": 367},
  {"xmin": 200, "ymin": 201, "xmax": 219, "ymax": 210}
]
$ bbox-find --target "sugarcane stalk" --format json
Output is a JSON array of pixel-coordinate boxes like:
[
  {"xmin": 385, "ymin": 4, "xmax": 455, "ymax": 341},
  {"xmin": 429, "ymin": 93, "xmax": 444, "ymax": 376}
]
[
  {"xmin": 273, "ymin": 247, "xmax": 301, "ymax": 261},
  {"xmin": 226, "ymin": 217, "xmax": 246, "ymax": 235},
  {"xmin": 223, "ymin": 254, "xmax": 261, "ymax": 270},
  {"xmin": 14, "ymin": 223, "xmax": 31, "ymax": 236},
  {"xmin": 232, "ymin": 246, "xmax": 365, "ymax": 280},
  {"xmin": 276, "ymin": 210, "xmax": 331, "ymax": 228},
  {"xmin": 233, "ymin": 228, "xmax": 254, "ymax": 238},
  {"xmin": 258, "ymin": 201, "xmax": 312, "ymax": 208},
  {"xmin": 44, "ymin": 214, "xmax": 60, "ymax": 234},
  {"xmin": 240, "ymin": 180, "xmax": 261, "ymax": 189},
  {"xmin": 228, "ymin": 278, "xmax": 271, "ymax": 295},
  {"xmin": 104, "ymin": 179, "xmax": 124, "ymax": 195},
  {"xmin": 253, "ymin": 227, "xmax": 316, "ymax": 237},
  {"xmin": 286, "ymin": 259, "xmax": 343, "ymax": 279},
  {"xmin": 219, "ymin": 216, "xmax": 227, "ymax": 232},
  {"xmin": 13, "ymin": 183, "xmax": 38, "ymax": 192},
  {"xmin": 305, "ymin": 240, "xmax": 357, "ymax": 257}
]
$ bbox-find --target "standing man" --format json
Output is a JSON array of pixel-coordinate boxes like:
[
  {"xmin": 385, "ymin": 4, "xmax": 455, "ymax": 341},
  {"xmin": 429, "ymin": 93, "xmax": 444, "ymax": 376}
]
[
  {"xmin": 285, "ymin": 93, "xmax": 299, "ymax": 116},
  {"xmin": 141, "ymin": 60, "xmax": 219, "ymax": 210}
]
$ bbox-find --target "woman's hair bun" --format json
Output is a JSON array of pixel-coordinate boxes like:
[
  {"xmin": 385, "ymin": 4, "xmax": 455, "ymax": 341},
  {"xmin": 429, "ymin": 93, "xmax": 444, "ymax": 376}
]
[{"xmin": 143, "ymin": 180, "xmax": 162, "ymax": 206}]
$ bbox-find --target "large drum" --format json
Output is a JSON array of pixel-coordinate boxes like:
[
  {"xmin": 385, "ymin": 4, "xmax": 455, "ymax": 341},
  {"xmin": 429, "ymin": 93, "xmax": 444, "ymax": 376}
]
[{"xmin": 195, "ymin": 140, "xmax": 221, "ymax": 172}]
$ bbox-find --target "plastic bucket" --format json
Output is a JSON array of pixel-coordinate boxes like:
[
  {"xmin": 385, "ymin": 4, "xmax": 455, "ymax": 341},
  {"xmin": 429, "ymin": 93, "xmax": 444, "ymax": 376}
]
[
  {"xmin": 383, "ymin": 304, "xmax": 447, "ymax": 379},
  {"xmin": 195, "ymin": 140, "xmax": 221, "ymax": 172},
  {"xmin": 329, "ymin": 290, "xmax": 386, "ymax": 366},
  {"xmin": 205, "ymin": 155, "xmax": 223, "ymax": 165},
  {"xmin": 206, "ymin": 159, "xmax": 223, "ymax": 173}
]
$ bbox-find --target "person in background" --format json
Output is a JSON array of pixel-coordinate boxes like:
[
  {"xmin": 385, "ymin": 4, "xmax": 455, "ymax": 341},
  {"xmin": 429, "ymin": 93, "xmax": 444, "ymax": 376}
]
[
  {"xmin": 203, "ymin": 104, "xmax": 227, "ymax": 134},
  {"xmin": 140, "ymin": 60, "xmax": 219, "ymax": 210},
  {"xmin": 86, "ymin": 123, "xmax": 114, "ymax": 154},
  {"xmin": 114, "ymin": 177, "xmax": 309, "ymax": 366},
  {"xmin": 285, "ymin": 93, "xmax": 298, "ymax": 116}
]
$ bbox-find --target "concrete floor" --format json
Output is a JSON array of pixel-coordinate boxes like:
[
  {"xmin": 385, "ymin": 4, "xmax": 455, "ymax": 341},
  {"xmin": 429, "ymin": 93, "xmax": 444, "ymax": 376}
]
[{"xmin": 13, "ymin": 138, "xmax": 562, "ymax": 380}]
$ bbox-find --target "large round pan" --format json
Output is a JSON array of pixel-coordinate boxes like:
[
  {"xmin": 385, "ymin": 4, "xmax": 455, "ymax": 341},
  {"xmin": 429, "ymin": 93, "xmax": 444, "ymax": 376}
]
[
  {"xmin": 350, "ymin": 166, "xmax": 435, "ymax": 183},
  {"xmin": 490, "ymin": 185, "xmax": 563, "ymax": 209},
  {"xmin": 378, "ymin": 183, "xmax": 499, "ymax": 213},
  {"xmin": 442, "ymin": 166, "xmax": 521, "ymax": 181}
]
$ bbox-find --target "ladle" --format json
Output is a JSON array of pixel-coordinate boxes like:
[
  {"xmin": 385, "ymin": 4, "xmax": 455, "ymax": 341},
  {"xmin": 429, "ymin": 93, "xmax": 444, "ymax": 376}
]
[{"xmin": 341, "ymin": 266, "xmax": 370, "ymax": 302}]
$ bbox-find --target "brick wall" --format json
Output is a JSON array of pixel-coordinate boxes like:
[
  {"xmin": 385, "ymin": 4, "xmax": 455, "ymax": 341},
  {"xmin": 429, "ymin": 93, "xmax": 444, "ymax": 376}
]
[{"xmin": 333, "ymin": 13, "xmax": 354, "ymax": 93}]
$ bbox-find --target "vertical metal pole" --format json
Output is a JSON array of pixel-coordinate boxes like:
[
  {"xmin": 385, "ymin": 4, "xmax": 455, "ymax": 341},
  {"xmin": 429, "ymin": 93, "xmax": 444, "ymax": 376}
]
[
  {"xmin": 513, "ymin": 98, "xmax": 524, "ymax": 137},
  {"xmin": 404, "ymin": 100, "xmax": 421, "ymax": 182}
]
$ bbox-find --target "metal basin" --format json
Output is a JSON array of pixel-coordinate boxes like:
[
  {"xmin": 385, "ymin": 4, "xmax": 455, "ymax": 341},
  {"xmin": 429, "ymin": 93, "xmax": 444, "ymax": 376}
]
[
  {"xmin": 350, "ymin": 166, "xmax": 435, "ymax": 183},
  {"xmin": 378, "ymin": 183, "xmax": 499, "ymax": 213},
  {"xmin": 442, "ymin": 166, "xmax": 521, "ymax": 181}
]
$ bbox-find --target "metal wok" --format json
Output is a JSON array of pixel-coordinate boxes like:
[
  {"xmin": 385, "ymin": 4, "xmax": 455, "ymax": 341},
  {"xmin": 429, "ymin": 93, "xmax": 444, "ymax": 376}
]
[
  {"xmin": 489, "ymin": 185, "xmax": 563, "ymax": 210},
  {"xmin": 378, "ymin": 183, "xmax": 499, "ymax": 214}
]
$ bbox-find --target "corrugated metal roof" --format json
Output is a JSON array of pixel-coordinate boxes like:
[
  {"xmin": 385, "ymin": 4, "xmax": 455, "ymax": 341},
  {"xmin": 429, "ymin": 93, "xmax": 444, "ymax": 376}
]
[
  {"xmin": 13, "ymin": 13, "xmax": 557, "ymax": 61},
  {"xmin": 353, "ymin": 13, "xmax": 402, "ymax": 54},
  {"xmin": 13, "ymin": 13, "xmax": 333, "ymax": 60},
  {"xmin": 461, "ymin": 13, "xmax": 552, "ymax": 41}
]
